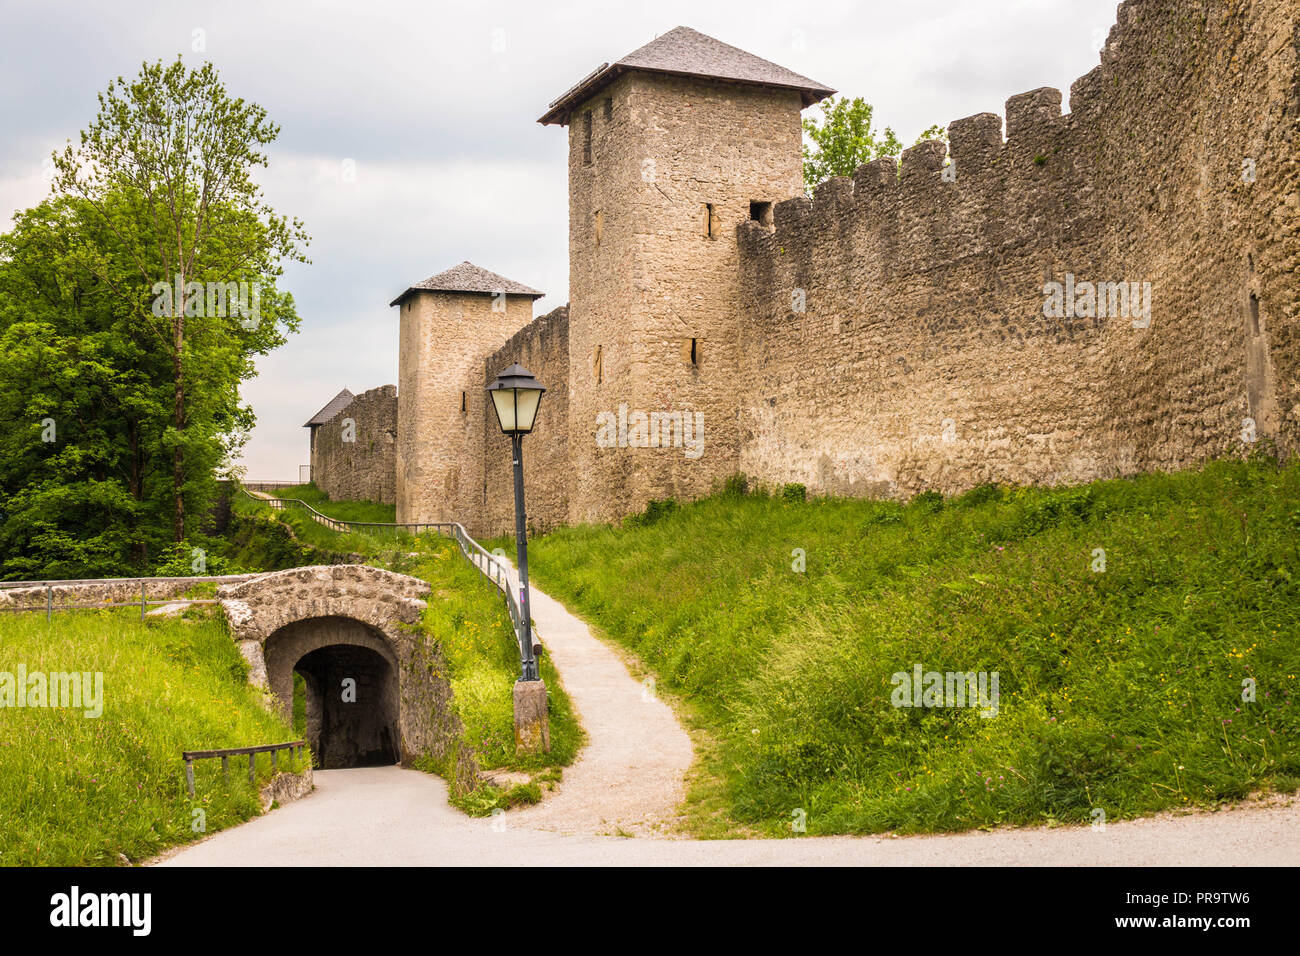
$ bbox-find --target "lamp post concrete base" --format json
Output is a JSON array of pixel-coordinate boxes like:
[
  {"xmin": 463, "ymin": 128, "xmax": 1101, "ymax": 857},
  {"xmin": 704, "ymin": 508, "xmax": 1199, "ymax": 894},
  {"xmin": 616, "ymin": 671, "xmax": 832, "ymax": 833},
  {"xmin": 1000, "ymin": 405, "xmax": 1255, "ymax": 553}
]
[{"xmin": 514, "ymin": 679, "xmax": 551, "ymax": 754}]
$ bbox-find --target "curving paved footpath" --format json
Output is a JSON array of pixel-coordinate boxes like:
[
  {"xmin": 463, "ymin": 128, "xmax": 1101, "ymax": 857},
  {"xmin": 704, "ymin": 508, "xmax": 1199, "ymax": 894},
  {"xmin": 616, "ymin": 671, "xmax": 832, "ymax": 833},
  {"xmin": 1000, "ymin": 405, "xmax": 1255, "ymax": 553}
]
[
  {"xmin": 157, "ymin": 575, "xmax": 1300, "ymax": 866},
  {"xmin": 503, "ymin": 578, "xmax": 694, "ymax": 835},
  {"xmin": 157, "ymin": 765, "xmax": 1299, "ymax": 866}
]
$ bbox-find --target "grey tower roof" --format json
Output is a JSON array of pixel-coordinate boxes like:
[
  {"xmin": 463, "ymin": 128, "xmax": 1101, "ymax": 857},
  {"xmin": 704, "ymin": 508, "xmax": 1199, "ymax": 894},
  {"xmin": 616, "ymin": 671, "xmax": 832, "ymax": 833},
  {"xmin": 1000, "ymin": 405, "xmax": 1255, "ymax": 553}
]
[
  {"xmin": 389, "ymin": 261, "xmax": 544, "ymax": 307},
  {"xmin": 303, "ymin": 388, "xmax": 355, "ymax": 427},
  {"xmin": 539, "ymin": 26, "xmax": 835, "ymax": 125}
]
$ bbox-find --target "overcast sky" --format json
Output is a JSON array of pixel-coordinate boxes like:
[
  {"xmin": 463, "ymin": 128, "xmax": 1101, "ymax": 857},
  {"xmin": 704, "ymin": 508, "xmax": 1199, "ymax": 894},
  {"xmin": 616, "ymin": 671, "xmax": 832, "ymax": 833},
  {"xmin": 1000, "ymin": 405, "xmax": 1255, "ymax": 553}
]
[{"xmin": 0, "ymin": 0, "xmax": 1121, "ymax": 478}]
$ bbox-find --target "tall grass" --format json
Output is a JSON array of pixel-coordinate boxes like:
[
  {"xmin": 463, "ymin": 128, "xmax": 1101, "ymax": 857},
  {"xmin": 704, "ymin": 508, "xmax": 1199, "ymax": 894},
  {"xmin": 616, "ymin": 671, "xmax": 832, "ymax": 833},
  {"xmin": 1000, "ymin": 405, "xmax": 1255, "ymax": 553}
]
[
  {"xmin": 0, "ymin": 608, "xmax": 300, "ymax": 865},
  {"xmin": 220, "ymin": 501, "xmax": 340, "ymax": 570},
  {"xmin": 524, "ymin": 460, "xmax": 1300, "ymax": 836},
  {"xmin": 411, "ymin": 537, "xmax": 582, "ymax": 813}
]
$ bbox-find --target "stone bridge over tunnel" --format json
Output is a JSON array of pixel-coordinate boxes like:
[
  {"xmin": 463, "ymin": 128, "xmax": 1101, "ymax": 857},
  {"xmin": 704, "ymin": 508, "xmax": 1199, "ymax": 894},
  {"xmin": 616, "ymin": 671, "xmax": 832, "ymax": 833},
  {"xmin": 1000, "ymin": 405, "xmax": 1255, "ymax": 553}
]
[{"xmin": 219, "ymin": 565, "xmax": 462, "ymax": 772}]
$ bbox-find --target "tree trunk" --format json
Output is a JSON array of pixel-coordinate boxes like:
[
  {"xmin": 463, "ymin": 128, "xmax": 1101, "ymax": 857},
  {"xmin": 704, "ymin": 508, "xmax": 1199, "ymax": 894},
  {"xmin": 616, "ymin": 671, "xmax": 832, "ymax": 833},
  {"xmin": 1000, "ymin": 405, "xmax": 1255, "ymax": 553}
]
[
  {"xmin": 172, "ymin": 305, "xmax": 185, "ymax": 543},
  {"xmin": 128, "ymin": 419, "xmax": 146, "ymax": 566}
]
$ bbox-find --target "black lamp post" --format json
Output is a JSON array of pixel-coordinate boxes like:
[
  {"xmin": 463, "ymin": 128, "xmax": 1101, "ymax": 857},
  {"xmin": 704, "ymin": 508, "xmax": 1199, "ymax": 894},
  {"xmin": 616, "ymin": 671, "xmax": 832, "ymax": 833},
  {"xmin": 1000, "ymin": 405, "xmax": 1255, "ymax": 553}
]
[{"xmin": 487, "ymin": 364, "xmax": 546, "ymax": 682}]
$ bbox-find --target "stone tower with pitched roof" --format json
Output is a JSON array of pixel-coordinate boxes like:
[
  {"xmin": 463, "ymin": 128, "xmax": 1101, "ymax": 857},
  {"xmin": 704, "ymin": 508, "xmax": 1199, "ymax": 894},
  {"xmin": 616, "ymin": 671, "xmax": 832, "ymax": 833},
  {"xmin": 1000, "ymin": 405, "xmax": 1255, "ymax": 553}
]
[
  {"xmin": 324, "ymin": 7, "xmax": 1295, "ymax": 537},
  {"xmin": 539, "ymin": 26, "xmax": 833, "ymax": 524},
  {"xmin": 391, "ymin": 261, "xmax": 543, "ymax": 524}
]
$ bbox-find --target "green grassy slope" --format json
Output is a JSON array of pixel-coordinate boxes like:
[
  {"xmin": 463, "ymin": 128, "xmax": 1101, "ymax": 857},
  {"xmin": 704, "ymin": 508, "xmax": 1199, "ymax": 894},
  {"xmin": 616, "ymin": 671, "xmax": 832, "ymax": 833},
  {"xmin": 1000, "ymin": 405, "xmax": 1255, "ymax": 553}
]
[
  {"xmin": 0, "ymin": 608, "xmax": 300, "ymax": 865},
  {"xmin": 220, "ymin": 502, "xmax": 344, "ymax": 570},
  {"xmin": 228, "ymin": 483, "xmax": 404, "ymax": 558},
  {"xmin": 522, "ymin": 460, "xmax": 1300, "ymax": 836},
  {"xmin": 411, "ymin": 537, "xmax": 583, "ymax": 813},
  {"xmin": 251, "ymin": 483, "xmax": 396, "ymax": 523}
]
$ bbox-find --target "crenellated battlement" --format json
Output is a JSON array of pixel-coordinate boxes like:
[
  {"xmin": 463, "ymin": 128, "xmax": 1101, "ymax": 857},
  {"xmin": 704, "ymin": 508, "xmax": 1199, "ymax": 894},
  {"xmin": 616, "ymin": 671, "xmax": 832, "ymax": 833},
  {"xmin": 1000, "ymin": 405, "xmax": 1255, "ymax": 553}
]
[
  {"xmin": 734, "ymin": 0, "xmax": 1298, "ymax": 498},
  {"xmin": 371, "ymin": 2, "xmax": 1297, "ymax": 529},
  {"xmin": 744, "ymin": 82, "xmax": 1087, "ymax": 277}
]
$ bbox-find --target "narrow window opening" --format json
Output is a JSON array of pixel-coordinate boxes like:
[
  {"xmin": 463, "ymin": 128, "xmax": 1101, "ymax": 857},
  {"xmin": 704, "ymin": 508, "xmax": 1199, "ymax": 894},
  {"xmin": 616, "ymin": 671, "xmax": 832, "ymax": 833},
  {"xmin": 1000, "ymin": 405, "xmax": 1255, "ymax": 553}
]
[
  {"xmin": 460, "ymin": 391, "xmax": 466, "ymax": 413},
  {"xmin": 750, "ymin": 200, "xmax": 773, "ymax": 226},
  {"xmin": 603, "ymin": 97, "xmax": 612, "ymax": 121},
  {"xmin": 681, "ymin": 337, "xmax": 699, "ymax": 366},
  {"xmin": 1249, "ymin": 293, "xmax": 1261, "ymax": 335},
  {"xmin": 583, "ymin": 111, "xmax": 592, "ymax": 165},
  {"xmin": 594, "ymin": 209, "xmax": 603, "ymax": 246},
  {"xmin": 593, "ymin": 345, "xmax": 602, "ymax": 384},
  {"xmin": 702, "ymin": 203, "xmax": 717, "ymax": 238}
]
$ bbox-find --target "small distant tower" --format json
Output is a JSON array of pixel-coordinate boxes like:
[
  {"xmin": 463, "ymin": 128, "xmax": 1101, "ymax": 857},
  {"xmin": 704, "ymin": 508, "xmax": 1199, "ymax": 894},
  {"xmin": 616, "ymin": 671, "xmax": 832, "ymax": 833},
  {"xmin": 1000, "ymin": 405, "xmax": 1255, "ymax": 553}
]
[
  {"xmin": 539, "ymin": 26, "xmax": 833, "ymax": 524},
  {"xmin": 303, "ymin": 388, "xmax": 355, "ymax": 479},
  {"xmin": 391, "ymin": 262, "xmax": 543, "ymax": 525}
]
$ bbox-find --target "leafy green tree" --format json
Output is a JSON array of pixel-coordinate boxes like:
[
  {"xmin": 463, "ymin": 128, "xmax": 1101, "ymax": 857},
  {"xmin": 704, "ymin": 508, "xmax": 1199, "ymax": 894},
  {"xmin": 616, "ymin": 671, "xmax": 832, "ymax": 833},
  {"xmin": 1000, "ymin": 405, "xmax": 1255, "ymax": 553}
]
[
  {"xmin": 50, "ymin": 57, "xmax": 309, "ymax": 543},
  {"xmin": 0, "ymin": 194, "xmax": 159, "ymax": 576},
  {"xmin": 802, "ymin": 96, "xmax": 947, "ymax": 194},
  {"xmin": 0, "ymin": 59, "xmax": 308, "ymax": 577}
]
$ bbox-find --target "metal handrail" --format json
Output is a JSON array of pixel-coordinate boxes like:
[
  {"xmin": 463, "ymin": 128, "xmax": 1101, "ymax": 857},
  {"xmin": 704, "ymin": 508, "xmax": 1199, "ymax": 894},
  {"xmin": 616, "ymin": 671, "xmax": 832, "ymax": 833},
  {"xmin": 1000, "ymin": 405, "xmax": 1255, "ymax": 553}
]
[
  {"xmin": 182, "ymin": 739, "xmax": 306, "ymax": 797},
  {"xmin": 240, "ymin": 487, "xmax": 537, "ymax": 659},
  {"xmin": 0, "ymin": 598, "xmax": 221, "ymax": 617},
  {"xmin": 243, "ymin": 488, "xmax": 437, "ymax": 534},
  {"xmin": 0, "ymin": 574, "xmax": 252, "ymax": 589},
  {"xmin": 446, "ymin": 522, "xmax": 537, "ymax": 657},
  {"xmin": 0, "ymin": 574, "xmax": 246, "ymax": 620}
]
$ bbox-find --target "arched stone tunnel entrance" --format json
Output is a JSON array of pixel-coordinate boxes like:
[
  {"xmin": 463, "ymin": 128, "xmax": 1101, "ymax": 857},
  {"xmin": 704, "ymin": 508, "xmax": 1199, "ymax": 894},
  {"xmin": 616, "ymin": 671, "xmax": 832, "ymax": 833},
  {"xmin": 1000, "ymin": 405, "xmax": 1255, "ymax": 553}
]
[
  {"xmin": 219, "ymin": 565, "xmax": 479, "ymax": 789},
  {"xmin": 264, "ymin": 616, "xmax": 401, "ymax": 768}
]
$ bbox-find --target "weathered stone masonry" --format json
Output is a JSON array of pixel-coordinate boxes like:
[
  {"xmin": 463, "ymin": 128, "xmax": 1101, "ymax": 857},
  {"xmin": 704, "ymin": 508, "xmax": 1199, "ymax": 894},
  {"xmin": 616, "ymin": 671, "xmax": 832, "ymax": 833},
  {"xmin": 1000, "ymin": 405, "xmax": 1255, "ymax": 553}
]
[
  {"xmin": 309, "ymin": 385, "xmax": 398, "ymax": 505},
  {"xmin": 481, "ymin": 305, "xmax": 570, "ymax": 536},
  {"xmin": 735, "ymin": 0, "xmax": 1299, "ymax": 497},
  {"xmin": 220, "ymin": 564, "xmax": 479, "ymax": 788},
  {"xmin": 393, "ymin": 266, "xmax": 543, "ymax": 527},
  {"xmin": 317, "ymin": 2, "xmax": 1298, "ymax": 535},
  {"xmin": 561, "ymin": 71, "xmax": 808, "ymax": 526}
]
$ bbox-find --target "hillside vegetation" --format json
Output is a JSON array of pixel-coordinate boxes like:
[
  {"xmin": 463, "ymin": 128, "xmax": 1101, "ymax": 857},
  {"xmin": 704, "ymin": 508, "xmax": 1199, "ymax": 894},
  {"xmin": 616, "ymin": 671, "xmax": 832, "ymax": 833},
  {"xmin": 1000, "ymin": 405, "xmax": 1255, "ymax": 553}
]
[
  {"xmin": 1, "ymin": 482, "xmax": 581, "ymax": 866},
  {"xmin": 228, "ymin": 483, "xmax": 404, "ymax": 559},
  {"xmin": 522, "ymin": 460, "xmax": 1300, "ymax": 836},
  {"xmin": 0, "ymin": 608, "xmax": 299, "ymax": 865},
  {"xmin": 409, "ymin": 538, "xmax": 583, "ymax": 814},
  {"xmin": 247, "ymin": 483, "xmax": 396, "ymax": 523}
]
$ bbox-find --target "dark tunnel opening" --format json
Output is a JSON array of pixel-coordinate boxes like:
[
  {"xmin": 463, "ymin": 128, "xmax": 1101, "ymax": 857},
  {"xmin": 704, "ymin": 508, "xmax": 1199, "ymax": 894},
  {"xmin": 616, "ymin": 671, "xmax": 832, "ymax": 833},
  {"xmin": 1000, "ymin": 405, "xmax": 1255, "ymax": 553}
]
[{"xmin": 293, "ymin": 643, "xmax": 400, "ymax": 769}]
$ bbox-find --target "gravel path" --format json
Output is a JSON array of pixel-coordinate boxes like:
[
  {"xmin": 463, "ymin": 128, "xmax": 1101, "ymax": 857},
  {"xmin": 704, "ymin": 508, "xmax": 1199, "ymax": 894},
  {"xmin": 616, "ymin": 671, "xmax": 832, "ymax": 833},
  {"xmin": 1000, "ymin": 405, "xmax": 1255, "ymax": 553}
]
[{"xmin": 504, "ymin": 578, "xmax": 695, "ymax": 835}]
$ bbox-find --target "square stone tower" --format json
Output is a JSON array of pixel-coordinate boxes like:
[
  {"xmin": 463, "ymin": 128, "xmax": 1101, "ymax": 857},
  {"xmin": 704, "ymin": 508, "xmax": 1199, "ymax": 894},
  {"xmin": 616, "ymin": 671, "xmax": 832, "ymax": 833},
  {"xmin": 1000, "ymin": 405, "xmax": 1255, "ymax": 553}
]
[
  {"xmin": 391, "ymin": 262, "xmax": 543, "ymax": 525},
  {"xmin": 540, "ymin": 26, "xmax": 833, "ymax": 524}
]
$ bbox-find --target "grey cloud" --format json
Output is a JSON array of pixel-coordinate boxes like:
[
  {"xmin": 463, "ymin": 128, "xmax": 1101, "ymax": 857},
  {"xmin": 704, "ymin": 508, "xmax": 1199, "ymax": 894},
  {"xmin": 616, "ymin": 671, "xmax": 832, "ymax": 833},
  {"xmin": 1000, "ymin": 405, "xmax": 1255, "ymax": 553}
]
[{"xmin": 0, "ymin": 0, "xmax": 1120, "ymax": 477}]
